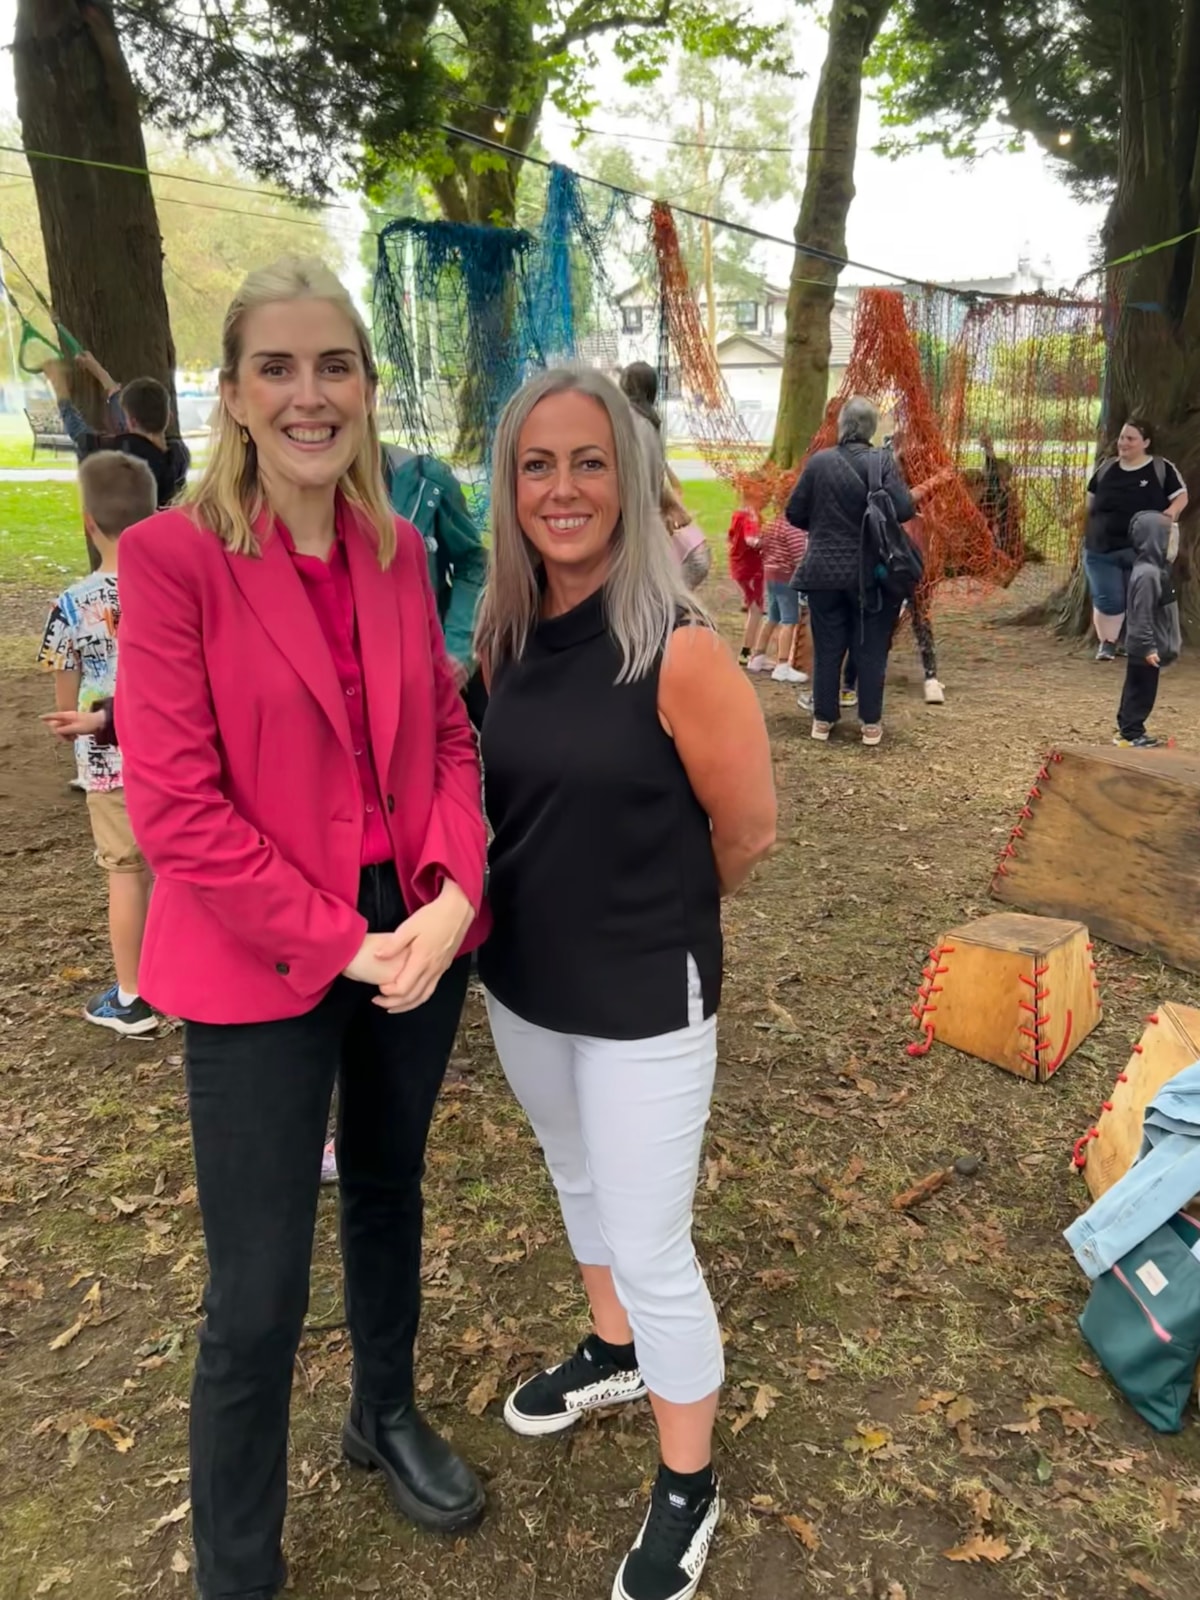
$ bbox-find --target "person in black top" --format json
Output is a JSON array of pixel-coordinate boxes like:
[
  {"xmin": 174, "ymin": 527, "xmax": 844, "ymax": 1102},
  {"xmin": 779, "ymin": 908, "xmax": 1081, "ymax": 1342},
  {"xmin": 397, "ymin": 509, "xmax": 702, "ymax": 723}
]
[
  {"xmin": 1083, "ymin": 417, "xmax": 1187, "ymax": 661},
  {"xmin": 786, "ymin": 395, "xmax": 916, "ymax": 745},
  {"xmin": 475, "ymin": 366, "xmax": 776, "ymax": 1600}
]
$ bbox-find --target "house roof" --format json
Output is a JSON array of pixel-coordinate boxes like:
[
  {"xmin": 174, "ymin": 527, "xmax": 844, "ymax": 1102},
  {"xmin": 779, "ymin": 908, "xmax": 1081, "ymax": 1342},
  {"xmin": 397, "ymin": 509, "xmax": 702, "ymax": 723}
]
[{"xmin": 716, "ymin": 307, "xmax": 855, "ymax": 368}]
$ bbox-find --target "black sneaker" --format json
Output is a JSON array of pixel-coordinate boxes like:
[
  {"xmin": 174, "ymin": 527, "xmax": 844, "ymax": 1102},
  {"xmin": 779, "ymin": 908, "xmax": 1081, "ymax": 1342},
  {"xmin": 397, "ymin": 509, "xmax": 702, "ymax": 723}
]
[
  {"xmin": 1096, "ymin": 641, "xmax": 1117, "ymax": 661},
  {"xmin": 84, "ymin": 984, "xmax": 158, "ymax": 1037},
  {"xmin": 613, "ymin": 1466, "xmax": 721, "ymax": 1600},
  {"xmin": 502, "ymin": 1334, "xmax": 647, "ymax": 1436}
]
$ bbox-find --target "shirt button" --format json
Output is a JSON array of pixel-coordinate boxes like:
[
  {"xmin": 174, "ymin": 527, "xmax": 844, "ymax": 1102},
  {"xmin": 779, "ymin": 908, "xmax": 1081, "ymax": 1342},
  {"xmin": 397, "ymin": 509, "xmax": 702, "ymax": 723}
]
[
  {"xmin": 366, "ymin": 804, "xmax": 375, "ymax": 814},
  {"xmin": 346, "ymin": 686, "xmax": 355, "ymax": 697},
  {"xmin": 354, "ymin": 748, "xmax": 363, "ymax": 757},
  {"xmin": 276, "ymin": 962, "xmax": 290, "ymax": 976}
]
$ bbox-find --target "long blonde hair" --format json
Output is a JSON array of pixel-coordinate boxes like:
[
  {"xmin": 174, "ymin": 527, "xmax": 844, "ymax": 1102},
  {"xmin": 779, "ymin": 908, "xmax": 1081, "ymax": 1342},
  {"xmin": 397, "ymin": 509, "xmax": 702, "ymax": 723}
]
[
  {"xmin": 189, "ymin": 256, "xmax": 396, "ymax": 564},
  {"xmin": 475, "ymin": 366, "xmax": 705, "ymax": 682}
]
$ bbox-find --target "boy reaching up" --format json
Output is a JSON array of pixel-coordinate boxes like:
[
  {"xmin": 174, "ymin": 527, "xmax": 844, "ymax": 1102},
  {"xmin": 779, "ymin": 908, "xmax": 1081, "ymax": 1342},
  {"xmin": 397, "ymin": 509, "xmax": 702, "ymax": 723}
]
[
  {"xmin": 43, "ymin": 352, "xmax": 190, "ymax": 509},
  {"xmin": 39, "ymin": 451, "xmax": 158, "ymax": 1035},
  {"xmin": 1115, "ymin": 510, "xmax": 1181, "ymax": 749}
]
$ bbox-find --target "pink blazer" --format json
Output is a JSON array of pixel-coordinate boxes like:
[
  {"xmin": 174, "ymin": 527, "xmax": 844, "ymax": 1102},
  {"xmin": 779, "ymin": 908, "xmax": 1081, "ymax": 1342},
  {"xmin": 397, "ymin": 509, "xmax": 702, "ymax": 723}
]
[{"xmin": 115, "ymin": 501, "xmax": 489, "ymax": 1024}]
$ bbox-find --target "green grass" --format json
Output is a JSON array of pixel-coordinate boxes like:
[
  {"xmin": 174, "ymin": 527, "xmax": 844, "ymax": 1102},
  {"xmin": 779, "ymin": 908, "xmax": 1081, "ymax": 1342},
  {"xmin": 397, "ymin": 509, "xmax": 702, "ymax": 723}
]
[
  {"xmin": 0, "ymin": 481, "xmax": 85, "ymax": 582},
  {"xmin": 0, "ymin": 469, "xmax": 739, "ymax": 588},
  {"xmin": 0, "ymin": 412, "xmax": 47, "ymax": 469},
  {"xmin": 679, "ymin": 477, "xmax": 736, "ymax": 571}
]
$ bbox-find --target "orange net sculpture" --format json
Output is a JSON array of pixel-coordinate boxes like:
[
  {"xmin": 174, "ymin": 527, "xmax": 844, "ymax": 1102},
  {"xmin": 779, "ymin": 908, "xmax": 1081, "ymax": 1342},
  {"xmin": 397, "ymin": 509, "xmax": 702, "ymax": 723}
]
[{"xmin": 806, "ymin": 288, "xmax": 1005, "ymax": 592}]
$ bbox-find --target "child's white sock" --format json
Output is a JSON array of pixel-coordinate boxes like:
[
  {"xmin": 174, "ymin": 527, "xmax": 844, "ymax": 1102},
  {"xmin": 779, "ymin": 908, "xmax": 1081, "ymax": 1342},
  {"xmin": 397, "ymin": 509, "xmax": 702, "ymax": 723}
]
[{"xmin": 117, "ymin": 985, "xmax": 138, "ymax": 1007}]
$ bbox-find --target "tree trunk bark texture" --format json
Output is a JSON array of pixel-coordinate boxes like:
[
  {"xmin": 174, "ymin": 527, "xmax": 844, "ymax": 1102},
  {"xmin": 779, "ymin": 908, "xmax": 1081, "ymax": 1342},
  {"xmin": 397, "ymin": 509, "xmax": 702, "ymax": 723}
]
[
  {"xmin": 1080, "ymin": 0, "xmax": 1200, "ymax": 635},
  {"xmin": 13, "ymin": 0, "xmax": 176, "ymax": 424},
  {"xmin": 770, "ymin": 0, "xmax": 891, "ymax": 467}
]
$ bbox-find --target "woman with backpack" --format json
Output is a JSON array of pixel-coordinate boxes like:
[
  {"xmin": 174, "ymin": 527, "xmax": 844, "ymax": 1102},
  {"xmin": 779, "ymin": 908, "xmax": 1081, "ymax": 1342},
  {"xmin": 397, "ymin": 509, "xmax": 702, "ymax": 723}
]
[
  {"xmin": 785, "ymin": 396, "xmax": 915, "ymax": 747},
  {"xmin": 1084, "ymin": 419, "xmax": 1187, "ymax": 661}
]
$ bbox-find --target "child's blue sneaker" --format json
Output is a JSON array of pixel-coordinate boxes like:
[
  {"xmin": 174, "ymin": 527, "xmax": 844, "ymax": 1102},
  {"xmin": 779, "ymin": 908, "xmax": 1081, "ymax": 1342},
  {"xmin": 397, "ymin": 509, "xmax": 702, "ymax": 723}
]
[{"xmin": 84, "ymin": 984, "xmax": 157, "ymax": 1037}]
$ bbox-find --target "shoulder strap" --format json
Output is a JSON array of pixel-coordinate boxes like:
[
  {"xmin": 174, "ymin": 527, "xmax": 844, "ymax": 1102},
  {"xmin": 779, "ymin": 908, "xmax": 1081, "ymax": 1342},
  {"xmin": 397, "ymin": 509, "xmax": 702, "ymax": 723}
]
[
  {"xmin": 1153, "ymin": 456, "xmax": 1167, "ymax": 489},
  {"xmin": 1095, "ymin": 456, "xmax": 1117, "ymax": 484},
  {"xmin": 867, "ymin": 447, "xmax": 882, "ymax": 493}
]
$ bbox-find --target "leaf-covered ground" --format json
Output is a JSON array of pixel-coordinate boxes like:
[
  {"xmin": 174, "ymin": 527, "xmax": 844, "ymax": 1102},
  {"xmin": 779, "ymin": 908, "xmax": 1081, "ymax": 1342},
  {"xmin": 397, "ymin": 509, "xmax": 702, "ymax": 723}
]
[{"xmin": 3, "ymin": 572, "xmax": 1200, "ymax": 1600}]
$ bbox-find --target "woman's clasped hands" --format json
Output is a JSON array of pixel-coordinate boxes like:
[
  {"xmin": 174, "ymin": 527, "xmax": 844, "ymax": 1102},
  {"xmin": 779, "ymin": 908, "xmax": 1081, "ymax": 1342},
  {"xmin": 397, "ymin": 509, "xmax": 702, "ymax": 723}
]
[{"xmin": 342, "ymin": 880, "xmax": 475, "ymax": 1013}]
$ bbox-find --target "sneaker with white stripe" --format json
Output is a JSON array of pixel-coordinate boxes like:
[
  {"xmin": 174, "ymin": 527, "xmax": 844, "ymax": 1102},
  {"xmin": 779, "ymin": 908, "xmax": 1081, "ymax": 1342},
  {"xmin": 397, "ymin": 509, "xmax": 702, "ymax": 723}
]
[
  {"xmin": 502, "ymin": 1334, "xmax": 647, "ymax": 1437},
  {"xmin": 612, "ymin": 1467, "xmax": 721, "ymax": 1600}
]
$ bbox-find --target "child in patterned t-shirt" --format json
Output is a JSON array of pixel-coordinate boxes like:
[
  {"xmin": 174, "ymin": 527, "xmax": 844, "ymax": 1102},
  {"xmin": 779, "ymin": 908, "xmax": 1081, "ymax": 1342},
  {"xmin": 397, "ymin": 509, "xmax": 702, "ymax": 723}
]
[{"xmin": 39, "ymin": 451, "xmax": 158, "ymax": 1036}]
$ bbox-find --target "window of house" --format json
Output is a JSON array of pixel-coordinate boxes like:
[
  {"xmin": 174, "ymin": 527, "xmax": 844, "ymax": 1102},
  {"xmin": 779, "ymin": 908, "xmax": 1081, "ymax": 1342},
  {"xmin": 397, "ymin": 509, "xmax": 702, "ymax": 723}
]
[
  {"xmin": 622, "ymin": 306, "xmax": 644, "ymax": 334},
  {"xmin": 734, "ymin": 301, "xmax": 759, "ymax": 330}
]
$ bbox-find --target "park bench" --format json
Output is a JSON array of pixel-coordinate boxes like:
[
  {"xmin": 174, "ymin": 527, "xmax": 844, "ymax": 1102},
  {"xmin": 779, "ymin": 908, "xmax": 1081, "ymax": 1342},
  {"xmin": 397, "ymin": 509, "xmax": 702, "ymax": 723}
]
[{"xmin": 24, "ymin": 400, "xmax": 75, "ymax": 459}]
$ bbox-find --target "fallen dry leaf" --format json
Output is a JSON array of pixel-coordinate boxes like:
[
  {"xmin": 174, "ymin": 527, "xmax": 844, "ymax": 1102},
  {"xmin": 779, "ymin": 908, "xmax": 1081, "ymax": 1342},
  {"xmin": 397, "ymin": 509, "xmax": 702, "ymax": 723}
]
[
  {"xmin": 781, "ymin": 1513, "xmax": 820, "ymax": 1552},
  {"xmin": 465, "ymin": 1370, "xmax": 500, "ymax": 1418},
  {"xmin": 81, "ymin": 1281, "xmax": 103, "ymax": 1312},
  {"xmin": 915, "ymin": 1390, "xmax": 957, "ymax": 1414},
  {"xmin": 170, "ymin": 1549, "xmax": 189, "ymax": 1576},
  {"xmin": 765, "ymin": 995, "xmax": 798, "ymax": 1031},
  {"xmin": 142, "ymin": 1499, "xmax": 191, "ymax": 1541},
  {"xmin": 943, "ymin": 1532, "xmax": 1011, "ymax": 1564},
  {"xmin": 1095, "ymin": 1456, "xmax": 1135, "ymax": 1474},
  {"xmin": 1000, "ymin": 1416, "xmax": 1041, "ymax": 1435},
  {"xmin": 945, "ymin": 1396, "xmax": 977, "ymax": 1427},
  {"xmin": 48, "ymin": 1317, "xmax": 87, "ymax": 1352},
  {"xmin": 84, "ymin": 1415, "xmax": 135, "ymax": 1453},
  {"xmin": 730, "ymin": 1383, "xmax": 781, "ymax": 1436},
  {"xmin": 845, "ymin": 1422, "xmax": 892, "ymax": 1455},
  {"xmin": 34, "ymin": 1568, "xmax": 73, "ymax": 1595},
  {"xmin": 1125, "ymin": 1570, "xmax": 1168, "ymax": 1600},
  {"xmin": 892, "ymin": 1168, "xmax": 951, "ymax": 1211}
]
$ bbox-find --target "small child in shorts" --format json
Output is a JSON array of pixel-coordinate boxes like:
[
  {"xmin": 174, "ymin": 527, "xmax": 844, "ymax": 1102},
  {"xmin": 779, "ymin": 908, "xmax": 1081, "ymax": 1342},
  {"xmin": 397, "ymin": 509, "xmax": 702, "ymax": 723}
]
[
  {"xmin": 728, "ymin": 481, "xmax": 765, "ymax": 664},
  {"xmin": 747, "ymin": 510, "xmax": 808, "ymax": 684},
  {"xmin": 39, "ymin": 451, "xmax": 158, "ymax": 1035}
]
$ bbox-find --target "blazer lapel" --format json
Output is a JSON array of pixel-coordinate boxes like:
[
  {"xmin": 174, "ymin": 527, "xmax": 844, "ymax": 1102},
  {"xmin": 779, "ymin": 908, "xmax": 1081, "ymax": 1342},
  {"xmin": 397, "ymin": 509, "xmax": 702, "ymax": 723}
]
[
  {"xmin": 225, "ymin": 512, "xmax": 354, "ymax": 752},
  {"xmin": 344, "ymin": 505, "xmax": 402, "ymax": 786}
]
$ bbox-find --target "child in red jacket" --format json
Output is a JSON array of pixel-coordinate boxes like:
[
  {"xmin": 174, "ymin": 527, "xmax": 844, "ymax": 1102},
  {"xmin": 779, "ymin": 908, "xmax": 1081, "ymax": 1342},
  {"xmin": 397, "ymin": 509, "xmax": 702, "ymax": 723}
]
[{"xmin": 728, "ymin": 479, "xmax": 765, "ymax": 665}]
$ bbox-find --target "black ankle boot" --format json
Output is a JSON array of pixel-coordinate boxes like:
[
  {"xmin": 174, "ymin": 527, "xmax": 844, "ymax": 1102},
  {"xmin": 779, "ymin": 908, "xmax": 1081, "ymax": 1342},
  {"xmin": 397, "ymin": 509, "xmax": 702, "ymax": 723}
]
[{"xmin": 342, "ymin": 1397, "xmax": 485, "ymax": 1532}]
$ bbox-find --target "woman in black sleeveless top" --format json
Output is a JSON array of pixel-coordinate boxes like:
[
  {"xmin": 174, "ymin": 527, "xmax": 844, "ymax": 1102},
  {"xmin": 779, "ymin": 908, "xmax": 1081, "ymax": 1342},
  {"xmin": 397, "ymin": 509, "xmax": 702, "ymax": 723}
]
[{"xmin": 476, "ymin": 368, "xmax": 776, "ymax": 1600}]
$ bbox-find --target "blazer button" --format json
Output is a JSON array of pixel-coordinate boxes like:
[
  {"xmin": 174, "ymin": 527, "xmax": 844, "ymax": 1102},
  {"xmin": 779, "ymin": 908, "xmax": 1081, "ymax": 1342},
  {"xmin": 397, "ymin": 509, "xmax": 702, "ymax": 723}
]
[
  {"xmin": 276, "ymin": 962, "xmax": 290, "ymax": 976},
  {"xmin": 387, "ymin": 794, "xmax": 395, "ymax": 813}
]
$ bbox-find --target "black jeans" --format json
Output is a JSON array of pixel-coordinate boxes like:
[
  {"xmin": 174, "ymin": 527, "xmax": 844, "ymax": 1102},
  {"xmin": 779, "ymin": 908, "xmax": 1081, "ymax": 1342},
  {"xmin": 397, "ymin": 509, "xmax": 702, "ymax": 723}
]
[
  {"xmin": 185, "ymin": 863, "xmax": 470, "ymax": 1599},
  {"xmin": 1118, "ymin": 659, "xmax": 1160, "ymax": 739},
  {"xmin": 808, "ymin": 588, "xmax": 902, "ymax": 726},
  {"xmin": 842, "ymin": 592, "xmax": 937, "ymax": 692}
]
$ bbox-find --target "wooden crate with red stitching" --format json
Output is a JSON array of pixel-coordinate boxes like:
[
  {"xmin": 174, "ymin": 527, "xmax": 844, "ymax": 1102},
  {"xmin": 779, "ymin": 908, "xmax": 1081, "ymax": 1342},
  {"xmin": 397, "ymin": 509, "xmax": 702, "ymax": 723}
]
[
  {"xmin": 991, "ymin": 745, "xmax": 1200, "ymax": 976},
  {"xmin": 1074, "ymin": 1003, "xmax": 1200, "ymax": 1198},
  {"xmin": 908, "ymin": 912, "xmax": 1101, "ymax": 1083}
]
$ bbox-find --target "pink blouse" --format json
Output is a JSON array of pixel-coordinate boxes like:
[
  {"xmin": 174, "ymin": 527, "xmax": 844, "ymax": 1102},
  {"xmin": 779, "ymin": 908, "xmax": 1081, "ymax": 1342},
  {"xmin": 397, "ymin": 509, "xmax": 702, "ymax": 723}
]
[{"xmin": 277, "ymin": 512, "xmax": 394, "ymax": 867}]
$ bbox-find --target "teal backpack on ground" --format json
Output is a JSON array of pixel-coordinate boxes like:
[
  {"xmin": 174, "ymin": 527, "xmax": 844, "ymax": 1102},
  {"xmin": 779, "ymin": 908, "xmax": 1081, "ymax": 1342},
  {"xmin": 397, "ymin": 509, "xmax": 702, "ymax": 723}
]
[{"xmin": 1079, "ymin": 1212, "xmax": 1200, "ymax": 1432}]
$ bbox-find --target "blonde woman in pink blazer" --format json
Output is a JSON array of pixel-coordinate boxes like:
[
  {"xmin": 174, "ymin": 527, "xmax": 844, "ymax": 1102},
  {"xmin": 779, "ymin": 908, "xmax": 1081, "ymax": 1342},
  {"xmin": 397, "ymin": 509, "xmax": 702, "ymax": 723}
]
[{"xmin": 116, "ymin": 258, "xmax": 489, "ymax": 1599}]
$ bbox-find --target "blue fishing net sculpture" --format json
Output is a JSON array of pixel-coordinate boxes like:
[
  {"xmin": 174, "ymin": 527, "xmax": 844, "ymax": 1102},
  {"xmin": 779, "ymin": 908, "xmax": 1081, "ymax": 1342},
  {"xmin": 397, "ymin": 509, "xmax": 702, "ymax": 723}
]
[{"xmin": 372, "ymin": 166, "xmax": 635, "ymax": 519}]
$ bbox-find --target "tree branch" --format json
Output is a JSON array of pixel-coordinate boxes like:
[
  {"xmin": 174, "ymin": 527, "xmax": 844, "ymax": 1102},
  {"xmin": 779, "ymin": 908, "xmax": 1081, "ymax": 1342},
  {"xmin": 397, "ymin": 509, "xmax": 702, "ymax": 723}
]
[{"xmin": 546, "ymin": 0, "xmax": 671, "ymax": 56}]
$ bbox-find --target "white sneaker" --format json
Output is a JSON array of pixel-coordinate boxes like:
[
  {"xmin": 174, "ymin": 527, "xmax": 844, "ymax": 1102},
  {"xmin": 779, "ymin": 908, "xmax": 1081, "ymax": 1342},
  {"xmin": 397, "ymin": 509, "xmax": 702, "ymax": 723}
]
[
  {"xmin": 862, "ymin": 723, "xmax": 883, "ymax": 747},
  {"xmin": 923, "ymin": 678, "xmax": 946, "ymax": 705},
  {"xmin": 745, "ymin": 654, "xmax": 771, "ymax": 673},
  {"xmin": 771, "ymin": 664, "xmax": 807, "ymax": 683},
  {"xmin": 811, "ymin": 720, "xmax": 833, "ymax": 742}
]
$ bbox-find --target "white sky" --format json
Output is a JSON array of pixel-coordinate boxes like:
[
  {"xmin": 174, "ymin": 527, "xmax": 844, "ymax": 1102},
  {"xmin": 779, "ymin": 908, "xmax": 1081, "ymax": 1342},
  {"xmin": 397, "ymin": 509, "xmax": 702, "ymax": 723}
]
[{"xmin": 0, "ymin": 0, "xmax": 1107, "ymax": 289}]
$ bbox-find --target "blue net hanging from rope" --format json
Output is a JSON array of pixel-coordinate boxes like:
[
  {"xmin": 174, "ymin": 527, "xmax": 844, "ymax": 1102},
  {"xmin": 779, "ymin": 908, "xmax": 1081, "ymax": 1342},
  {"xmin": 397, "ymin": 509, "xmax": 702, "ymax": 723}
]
[
  {"xmin": 372, "ymin": 218, "xmax": 541, "ymax": 488},
  {"xmin": 372, "ymin": 167, "xmax": 633, "ymax": 519}
]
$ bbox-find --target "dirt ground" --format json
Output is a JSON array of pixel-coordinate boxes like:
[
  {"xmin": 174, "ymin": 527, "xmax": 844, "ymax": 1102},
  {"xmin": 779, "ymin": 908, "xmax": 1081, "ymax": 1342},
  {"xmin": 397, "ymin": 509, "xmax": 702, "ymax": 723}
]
[{"xmin": 3, "ymin": 571, "xmax": 1200, "ymax": 1600}]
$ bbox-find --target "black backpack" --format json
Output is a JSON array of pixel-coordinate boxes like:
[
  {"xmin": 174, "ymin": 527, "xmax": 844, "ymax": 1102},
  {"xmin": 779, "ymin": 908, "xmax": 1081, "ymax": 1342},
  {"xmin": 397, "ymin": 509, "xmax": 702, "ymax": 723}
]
[{"xmin": 861, "ymin": 448, "xmax": 923, "ymax": 602}]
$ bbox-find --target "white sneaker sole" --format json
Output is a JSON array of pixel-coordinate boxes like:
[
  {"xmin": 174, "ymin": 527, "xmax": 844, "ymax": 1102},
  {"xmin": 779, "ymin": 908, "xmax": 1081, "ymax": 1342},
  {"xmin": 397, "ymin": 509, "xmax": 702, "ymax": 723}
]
[
  {"xmin": 83, "ymin": 1008, "xmax": 158, "ymax": 1037},
  {"xmin": 611, "ymin": 1490, "xmax": 721, "ymax": 1600},
  {"xmin": 502, "ymin": 1377, "xmax": 649, "ymax": 1437}
]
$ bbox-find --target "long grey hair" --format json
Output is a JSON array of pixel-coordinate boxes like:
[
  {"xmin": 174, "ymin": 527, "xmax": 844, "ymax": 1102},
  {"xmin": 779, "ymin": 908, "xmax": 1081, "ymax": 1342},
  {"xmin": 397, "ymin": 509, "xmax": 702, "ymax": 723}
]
[
  {"xmin": 475, "ymin": 365, "xmax": 706, "ymax": 682},
  {"xmin": 838, "ymin": 394, "xmax": 880, "ymax": 445}
]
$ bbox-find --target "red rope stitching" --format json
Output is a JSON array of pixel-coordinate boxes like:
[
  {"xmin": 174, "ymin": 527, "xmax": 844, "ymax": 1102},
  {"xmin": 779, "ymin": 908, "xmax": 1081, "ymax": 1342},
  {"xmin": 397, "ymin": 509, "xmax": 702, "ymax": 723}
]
[{"xmin": 906, "ymin": 1024, "xmax": 935, "ymax": 1058}]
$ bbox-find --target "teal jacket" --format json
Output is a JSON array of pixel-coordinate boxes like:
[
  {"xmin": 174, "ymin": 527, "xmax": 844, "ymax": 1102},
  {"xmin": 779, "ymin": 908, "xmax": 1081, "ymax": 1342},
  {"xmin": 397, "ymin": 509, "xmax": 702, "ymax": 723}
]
[{"xmin": 383, "ymin": 449, "xmax": 487, "ymax": 667}]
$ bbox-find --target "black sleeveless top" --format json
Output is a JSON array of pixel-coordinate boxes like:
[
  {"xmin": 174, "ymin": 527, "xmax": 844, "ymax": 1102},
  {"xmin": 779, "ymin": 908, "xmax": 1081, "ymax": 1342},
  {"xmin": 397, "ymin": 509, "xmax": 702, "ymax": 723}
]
[{"xmin": 479, "ymin": 588, "xmax": 722, "ymax": 1039}]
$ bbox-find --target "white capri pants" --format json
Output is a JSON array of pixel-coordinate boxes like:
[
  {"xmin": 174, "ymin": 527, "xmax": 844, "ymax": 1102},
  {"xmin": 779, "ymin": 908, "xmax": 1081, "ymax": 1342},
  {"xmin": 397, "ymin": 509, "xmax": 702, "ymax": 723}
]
[{"xmin": 484, "ymin": 961, "xmax": 724, "ymax": 1405}]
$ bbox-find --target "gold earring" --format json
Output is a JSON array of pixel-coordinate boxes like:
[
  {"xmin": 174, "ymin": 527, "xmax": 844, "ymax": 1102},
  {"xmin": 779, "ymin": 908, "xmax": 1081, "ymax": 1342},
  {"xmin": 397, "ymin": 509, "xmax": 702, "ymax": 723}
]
[{"xmin": 240, "ymin": 426, "xmax": 250, "ymax": 445}]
